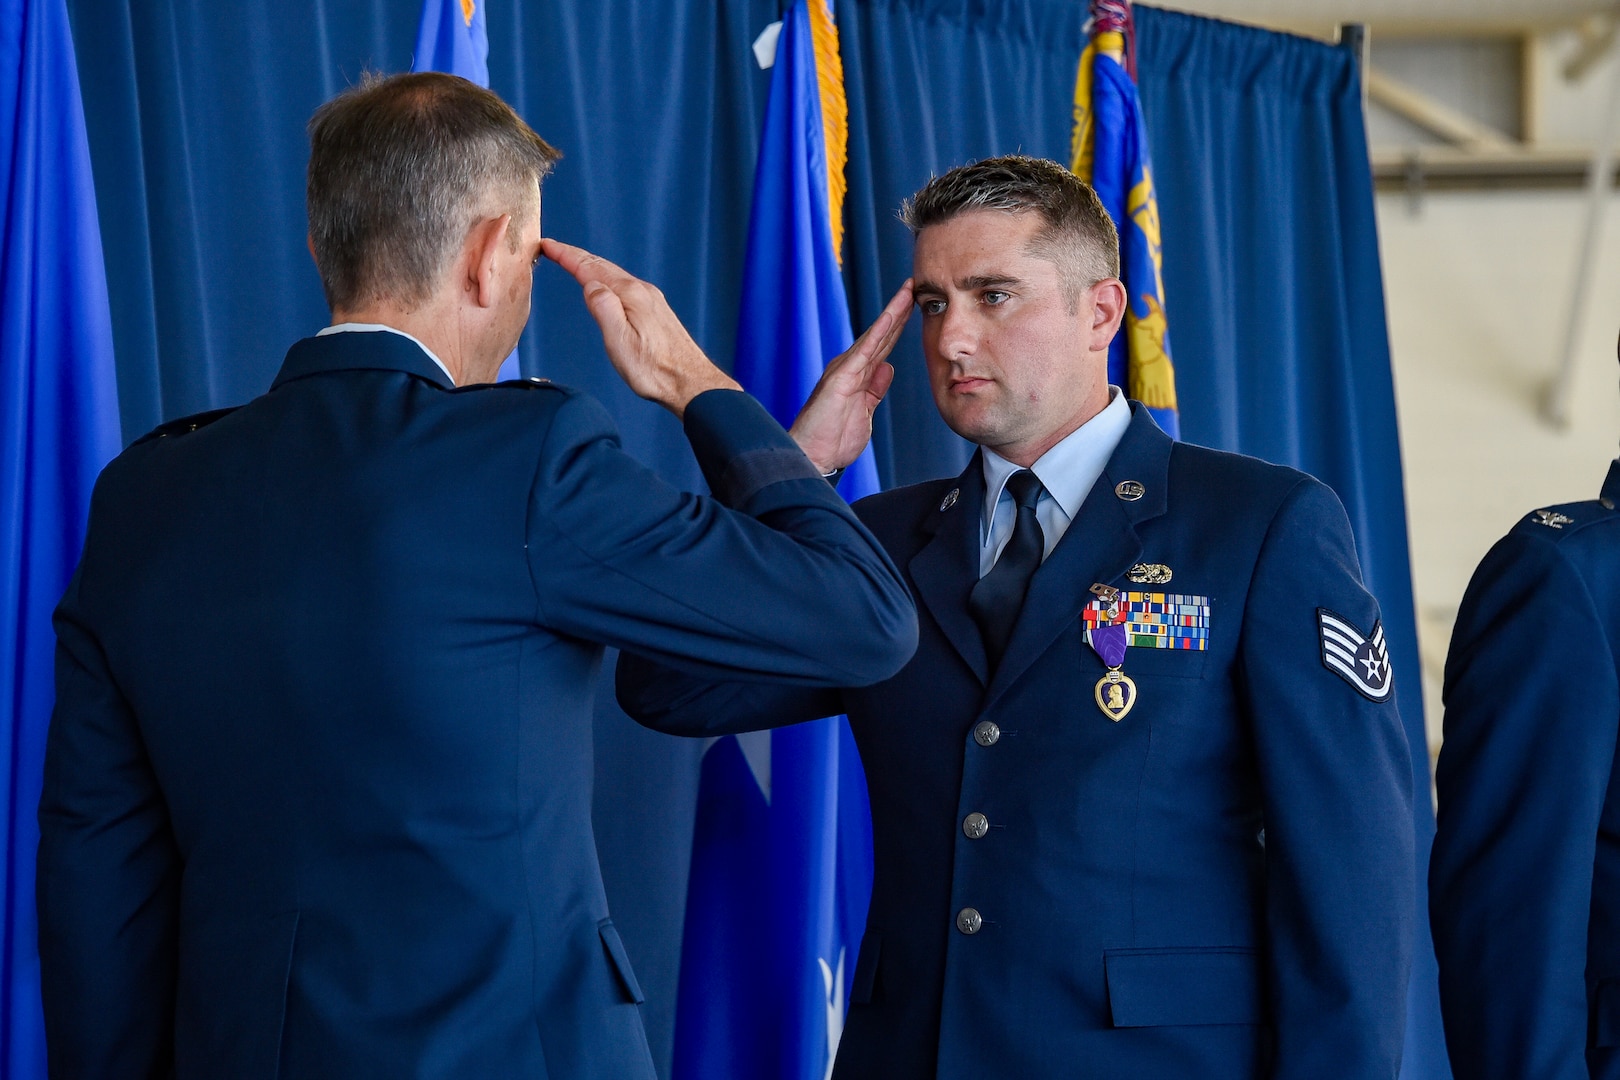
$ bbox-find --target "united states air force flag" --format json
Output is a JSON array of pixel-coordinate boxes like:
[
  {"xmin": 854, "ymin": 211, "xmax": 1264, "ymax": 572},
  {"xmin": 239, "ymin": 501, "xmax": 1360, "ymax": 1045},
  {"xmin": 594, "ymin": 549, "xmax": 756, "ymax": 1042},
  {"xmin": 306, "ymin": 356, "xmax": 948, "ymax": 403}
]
[
  {"xmin": 1070, "ymin": 0, "xmax": 1179, "ymax": 439},
  {"xmin": 412, "ymin": 0, "xmax": 521, "ymax": 382},
  {"xmin": 1, "ymin": 0, "xmax": 123, "ymax": 1075},
  {"xmin": 673, "ymin": 3, "xmax": 874, "ymax": 1079}
]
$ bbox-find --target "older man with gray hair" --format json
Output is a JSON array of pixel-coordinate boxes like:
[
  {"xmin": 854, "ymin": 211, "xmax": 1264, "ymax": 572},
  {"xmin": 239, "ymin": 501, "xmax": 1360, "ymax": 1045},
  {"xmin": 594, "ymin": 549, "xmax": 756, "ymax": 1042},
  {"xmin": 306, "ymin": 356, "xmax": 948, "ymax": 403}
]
[{"xmin": 36, "ymin": 71, "xmax": 917, "ymax": 1079}]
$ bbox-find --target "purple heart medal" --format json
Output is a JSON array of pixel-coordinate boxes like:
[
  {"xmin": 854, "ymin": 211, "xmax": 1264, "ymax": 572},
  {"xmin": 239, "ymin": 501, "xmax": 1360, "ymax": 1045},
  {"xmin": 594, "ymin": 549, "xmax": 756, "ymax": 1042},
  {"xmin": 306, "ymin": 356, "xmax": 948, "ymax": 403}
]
[{"xmin": 1088, "ymin": 617, "xmax": 1137, "ymax": 723}]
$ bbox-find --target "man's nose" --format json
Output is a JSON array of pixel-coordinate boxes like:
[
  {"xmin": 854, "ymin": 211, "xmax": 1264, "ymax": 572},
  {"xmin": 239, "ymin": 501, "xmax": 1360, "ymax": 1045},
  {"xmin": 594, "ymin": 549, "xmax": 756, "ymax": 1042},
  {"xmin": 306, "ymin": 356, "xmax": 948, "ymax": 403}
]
[{"xmin": 934, "ymin": 302, "xmax": 976, "ymax": 361}]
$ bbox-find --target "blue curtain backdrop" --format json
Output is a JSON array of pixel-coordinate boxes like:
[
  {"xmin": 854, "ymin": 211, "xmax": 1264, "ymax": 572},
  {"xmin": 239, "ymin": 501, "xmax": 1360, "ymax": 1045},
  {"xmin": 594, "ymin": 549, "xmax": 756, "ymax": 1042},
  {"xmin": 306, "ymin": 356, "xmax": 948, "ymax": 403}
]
[
  {"xmin": 56, "ymin": 1, "xmax": 1442, "ymax": 1076},
  {"xmin": 1135, "ymin": 14, "xmax": 1446, "ymax": 1077}
]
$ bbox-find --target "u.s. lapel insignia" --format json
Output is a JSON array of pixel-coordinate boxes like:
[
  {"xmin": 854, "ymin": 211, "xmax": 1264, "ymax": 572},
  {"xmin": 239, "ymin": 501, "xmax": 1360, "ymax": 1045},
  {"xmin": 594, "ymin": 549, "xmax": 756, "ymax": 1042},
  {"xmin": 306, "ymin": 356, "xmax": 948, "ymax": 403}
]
[
  {"xmin": 1087, "ymin": 622, "xmax": 1136, "ymax": 721},
  {"xmin": 939, "ymin": 488, "xmax": 960, "ymax": 512},
  {"xmin": 1532, "ymin": 509, "xmax": 1573, "ymax": 529},
  {"xmin": 1127, "ymin": 563, "xmax": 1173, "ymax": 585},
  {"xmin": 1317, "ymin": 609, "xmax": 1393, "ymax": 702}
]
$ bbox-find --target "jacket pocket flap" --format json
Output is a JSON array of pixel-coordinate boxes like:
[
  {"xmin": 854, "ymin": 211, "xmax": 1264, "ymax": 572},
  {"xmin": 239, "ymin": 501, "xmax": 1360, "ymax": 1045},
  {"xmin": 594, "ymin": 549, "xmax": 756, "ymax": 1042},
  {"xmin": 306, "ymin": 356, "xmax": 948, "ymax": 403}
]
[
  {"xmin": 597, "ymin": 919, "xmax": 645, "ymax": 1004},
  {"xmin": 1105, "ymin": 946, "xmax": 1264, "ymax": 1028}
]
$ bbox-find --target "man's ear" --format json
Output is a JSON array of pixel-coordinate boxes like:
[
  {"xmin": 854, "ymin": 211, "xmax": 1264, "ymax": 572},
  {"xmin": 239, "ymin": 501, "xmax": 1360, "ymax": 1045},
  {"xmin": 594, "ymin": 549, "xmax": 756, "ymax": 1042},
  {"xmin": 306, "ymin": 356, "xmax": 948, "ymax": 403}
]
[
  {"xmin": 306, "ymin": 233, "xmax": 318, "ymax": 266},
  {"xmin": 465, "ymin": 213, "xmax": 513, "ymax": 309},
  {"xmin": 1087, "ymin": 277, "xmax": 1127, "ymax": 352}
]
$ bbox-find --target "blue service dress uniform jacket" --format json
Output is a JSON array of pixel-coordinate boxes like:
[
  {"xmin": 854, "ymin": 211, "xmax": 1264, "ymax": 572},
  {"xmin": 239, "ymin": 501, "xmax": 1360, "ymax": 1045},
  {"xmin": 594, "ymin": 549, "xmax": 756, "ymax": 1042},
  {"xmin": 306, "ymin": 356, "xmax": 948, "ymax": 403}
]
[
  {"xmin": 1430, "ymin": 461, "xmax": 1620, "ymax": 1080},
  {"xmin": 35, "ymin": 330, "xmax": 918, "ymax": 1080},
  {"xmin": 618, "ymin": 403, "xmax": 1416, "ymax": 1080}
]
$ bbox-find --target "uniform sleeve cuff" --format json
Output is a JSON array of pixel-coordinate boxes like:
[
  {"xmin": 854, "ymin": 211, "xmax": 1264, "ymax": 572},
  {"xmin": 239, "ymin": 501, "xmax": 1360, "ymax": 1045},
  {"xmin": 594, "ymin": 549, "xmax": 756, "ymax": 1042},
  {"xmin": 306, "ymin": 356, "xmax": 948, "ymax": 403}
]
[{"xmin": 683, "ymin": 389, "xmax": 822, "ymax": 506}]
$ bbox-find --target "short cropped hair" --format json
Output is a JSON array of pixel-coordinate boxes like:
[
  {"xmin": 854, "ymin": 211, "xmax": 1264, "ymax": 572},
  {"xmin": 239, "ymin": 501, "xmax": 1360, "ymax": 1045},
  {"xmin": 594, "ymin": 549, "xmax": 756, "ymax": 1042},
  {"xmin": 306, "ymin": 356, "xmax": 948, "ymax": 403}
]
[
  {"xmin": 307, "ymin": 72, "xmax": 561, "ymax": 312},
  {"xmin": 900, "ymin": 155, "xmax": 1119, "ymax": 303}
]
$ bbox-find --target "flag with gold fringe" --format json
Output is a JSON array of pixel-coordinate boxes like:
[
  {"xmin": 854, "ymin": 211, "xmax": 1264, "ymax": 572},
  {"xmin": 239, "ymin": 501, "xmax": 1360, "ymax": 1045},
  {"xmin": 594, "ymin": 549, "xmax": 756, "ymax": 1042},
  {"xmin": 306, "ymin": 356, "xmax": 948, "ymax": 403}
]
[
  {"xmin": 1071, "ymin": 0, "xmax": 1180, "ymax": 438},
  {"xmin": 673, "ymin": 3, "xmax": 873, "ymax": 1079}
]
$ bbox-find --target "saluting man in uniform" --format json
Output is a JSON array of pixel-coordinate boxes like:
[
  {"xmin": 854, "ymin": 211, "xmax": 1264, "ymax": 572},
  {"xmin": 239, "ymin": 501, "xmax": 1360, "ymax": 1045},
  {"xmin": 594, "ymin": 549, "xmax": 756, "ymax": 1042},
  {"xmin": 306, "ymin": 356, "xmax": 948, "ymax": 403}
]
[
  {"xmin": 619, "ymin": 155, "xmax": 1416, "ymax": 1078},
  {"xmin": 1430, "ymin": 338, "xmax": 1620, "ymax": 1080},
  {"xmin": 35, "ymin": 72, "xmax": 918, "ymax": 1079}
]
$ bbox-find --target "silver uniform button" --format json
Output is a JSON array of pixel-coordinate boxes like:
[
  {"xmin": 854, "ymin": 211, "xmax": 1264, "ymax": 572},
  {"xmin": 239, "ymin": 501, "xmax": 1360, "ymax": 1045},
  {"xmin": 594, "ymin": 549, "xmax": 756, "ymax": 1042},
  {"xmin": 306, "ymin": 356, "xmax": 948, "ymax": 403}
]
[
  {"xmin": 956, "ymin": 907, "xmax": 983, "ymax": 935},
  {"xmin": 973, "ymin": 721, "xmax": 1000, "ymax": 747},
  {"xmin": 963, "ymin": 812, "xmax": 989, "ymax": 839}
]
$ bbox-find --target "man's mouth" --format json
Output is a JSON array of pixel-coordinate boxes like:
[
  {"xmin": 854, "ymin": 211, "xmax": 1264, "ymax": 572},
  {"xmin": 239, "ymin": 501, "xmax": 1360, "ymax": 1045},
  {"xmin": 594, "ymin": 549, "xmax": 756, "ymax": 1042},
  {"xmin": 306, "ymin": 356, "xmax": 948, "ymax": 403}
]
[{"xmin": 949, "ymin": 376, "xmax": 992, "ymax": 394}]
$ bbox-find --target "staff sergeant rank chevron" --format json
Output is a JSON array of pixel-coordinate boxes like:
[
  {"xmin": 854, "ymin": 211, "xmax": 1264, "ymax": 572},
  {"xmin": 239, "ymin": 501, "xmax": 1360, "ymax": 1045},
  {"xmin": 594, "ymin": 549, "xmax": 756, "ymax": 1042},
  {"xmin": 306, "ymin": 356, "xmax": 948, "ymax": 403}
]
[{"xmin": 1317, "ymin": 609, "xmax": 1394, "ymax": 701}]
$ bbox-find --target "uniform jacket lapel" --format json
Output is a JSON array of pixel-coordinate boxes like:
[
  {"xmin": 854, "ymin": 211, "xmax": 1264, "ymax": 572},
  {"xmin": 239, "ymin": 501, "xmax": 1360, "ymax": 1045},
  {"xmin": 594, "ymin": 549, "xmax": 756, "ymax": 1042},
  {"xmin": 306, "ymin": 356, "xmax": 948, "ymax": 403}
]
[
  {"xmin": 909, "ymin": 456, "xmax": 990, "ymax": 686},
  {"xmin": 984, "ymin": 405, "xmax": 1175, "ymax": 711}
]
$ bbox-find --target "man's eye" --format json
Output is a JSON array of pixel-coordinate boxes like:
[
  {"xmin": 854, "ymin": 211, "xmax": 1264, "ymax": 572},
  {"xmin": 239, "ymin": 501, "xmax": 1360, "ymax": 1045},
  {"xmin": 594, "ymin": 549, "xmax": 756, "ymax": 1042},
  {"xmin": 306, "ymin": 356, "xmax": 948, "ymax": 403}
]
[
  {"xmin": 983, "ymin": 291, "xmax": 1009, "ymax": 306},
  {"xmin": 919, "ymin": 299, "xmax": 946, "ymax": 316}
]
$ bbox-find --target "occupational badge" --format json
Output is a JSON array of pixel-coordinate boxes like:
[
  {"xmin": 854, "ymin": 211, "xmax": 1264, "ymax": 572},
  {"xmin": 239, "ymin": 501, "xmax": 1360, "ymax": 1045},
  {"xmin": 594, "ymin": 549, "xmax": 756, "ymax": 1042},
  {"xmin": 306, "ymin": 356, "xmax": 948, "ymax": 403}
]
[
  {"xmin": 1532, "ymin": 509, "xmax": 1573, "ymax": 529},
  {"xmin": 1087, "ymin": 622, "xmax": 1137, "ymax": 722},
  {"xmin": 1317, "ymin": 609, "xmax": 1393, "ymax": 702},
  {"xmin": 1127, "ymin": 563, "xmax": 1173, "ymax": 585}
]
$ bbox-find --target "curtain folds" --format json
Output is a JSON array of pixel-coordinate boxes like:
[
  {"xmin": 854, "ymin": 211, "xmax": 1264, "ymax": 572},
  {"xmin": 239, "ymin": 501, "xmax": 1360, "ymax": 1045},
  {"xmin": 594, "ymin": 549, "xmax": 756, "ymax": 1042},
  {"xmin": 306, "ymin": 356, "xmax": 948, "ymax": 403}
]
[
  {"xmin": 62, "ymin": 2, "xmax": 1439, "ymax": 1075},
  {"xmin": 1134, "ymin": 12, "xmax": 1444, "ymax": 1075}
]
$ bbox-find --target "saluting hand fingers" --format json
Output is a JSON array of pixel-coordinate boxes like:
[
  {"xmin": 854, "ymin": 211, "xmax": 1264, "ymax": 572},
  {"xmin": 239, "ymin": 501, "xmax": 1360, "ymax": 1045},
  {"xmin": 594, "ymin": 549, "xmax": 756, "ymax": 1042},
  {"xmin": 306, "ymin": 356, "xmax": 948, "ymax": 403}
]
[
  {"xmin": 869, "ymin": 280, "xmax": 914, "ymax": 361},
  {"xmin": 542, "ymin": 238, "xmax": 638, "ymax": 294},
  {"xmin": 842, "ymin": 280, "xmax": 914, "ymax": 374}
]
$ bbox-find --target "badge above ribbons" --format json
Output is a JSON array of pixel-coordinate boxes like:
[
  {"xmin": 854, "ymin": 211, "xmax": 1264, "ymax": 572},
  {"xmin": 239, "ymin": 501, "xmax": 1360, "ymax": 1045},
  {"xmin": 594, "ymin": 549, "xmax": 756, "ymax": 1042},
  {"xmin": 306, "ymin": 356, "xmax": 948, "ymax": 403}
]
[{"xmin": 1083, "ymin": 587, "xmax": 1211, "ymax": 720}]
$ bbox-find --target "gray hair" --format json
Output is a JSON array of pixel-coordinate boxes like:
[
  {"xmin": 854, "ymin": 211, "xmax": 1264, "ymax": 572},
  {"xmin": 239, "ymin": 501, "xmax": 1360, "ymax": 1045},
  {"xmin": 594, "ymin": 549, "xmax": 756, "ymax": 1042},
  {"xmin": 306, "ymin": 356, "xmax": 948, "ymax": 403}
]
[
  {"xmin": 306, "ymin": 71, "xmax": 561, "ymax": 312},
  {"xmin": 900, "ymin": 155, "xmax": 1120, "ymax": 303}
]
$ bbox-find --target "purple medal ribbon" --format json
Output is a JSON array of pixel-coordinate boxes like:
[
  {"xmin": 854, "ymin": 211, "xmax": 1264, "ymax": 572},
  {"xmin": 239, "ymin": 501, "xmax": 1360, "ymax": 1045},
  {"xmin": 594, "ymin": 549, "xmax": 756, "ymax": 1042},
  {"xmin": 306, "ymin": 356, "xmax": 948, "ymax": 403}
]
[{"xmin": 1089, "ymin": 622, "xmax": 1128, "ymax": 668}]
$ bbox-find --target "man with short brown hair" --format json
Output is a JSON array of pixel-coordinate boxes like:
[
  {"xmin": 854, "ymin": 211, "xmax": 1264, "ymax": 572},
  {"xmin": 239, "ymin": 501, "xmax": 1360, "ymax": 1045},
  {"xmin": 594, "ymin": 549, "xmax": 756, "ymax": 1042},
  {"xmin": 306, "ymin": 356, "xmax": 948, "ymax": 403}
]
[{"xmin": 622, "ymin": 154, "xmax": 1415, "ymax": 1078}]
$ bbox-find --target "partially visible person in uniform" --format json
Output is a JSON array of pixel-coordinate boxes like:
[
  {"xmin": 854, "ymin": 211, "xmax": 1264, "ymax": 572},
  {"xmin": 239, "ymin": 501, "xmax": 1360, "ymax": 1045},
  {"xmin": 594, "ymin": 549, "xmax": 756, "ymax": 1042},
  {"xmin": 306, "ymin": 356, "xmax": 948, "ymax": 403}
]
[
  {"xmin": 619, "ymin": 155, "xmax": 1416, "ymax": 1079},
  {"xmin": 1429, "ymin": 338, "xmax": 1620, "ymax": 1080},
  {"xmin": 35, "ymin": 72, "xmax": 918, "ymax": 1079}
]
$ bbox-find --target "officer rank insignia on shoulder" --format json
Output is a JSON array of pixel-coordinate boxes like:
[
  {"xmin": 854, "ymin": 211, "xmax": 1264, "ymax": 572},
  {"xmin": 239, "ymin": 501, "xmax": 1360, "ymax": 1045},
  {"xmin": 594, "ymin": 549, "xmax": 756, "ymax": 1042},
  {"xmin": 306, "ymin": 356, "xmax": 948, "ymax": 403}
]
[
  {"xmin": 1532, "ymin": 509, "xmax": 1574, "ymax": 529},
  {"xmin": 1317, "ymin": 609, "xmax": 1393, "ymax": 701}
]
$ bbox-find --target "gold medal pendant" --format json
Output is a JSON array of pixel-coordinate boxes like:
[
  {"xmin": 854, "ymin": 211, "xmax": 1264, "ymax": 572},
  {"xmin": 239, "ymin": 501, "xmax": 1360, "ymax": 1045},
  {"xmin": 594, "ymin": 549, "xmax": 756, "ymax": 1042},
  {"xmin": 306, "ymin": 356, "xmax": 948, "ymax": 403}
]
[{"xmin": 1093, "ymin": 666, "xmax": 1137, "ymax": 722}]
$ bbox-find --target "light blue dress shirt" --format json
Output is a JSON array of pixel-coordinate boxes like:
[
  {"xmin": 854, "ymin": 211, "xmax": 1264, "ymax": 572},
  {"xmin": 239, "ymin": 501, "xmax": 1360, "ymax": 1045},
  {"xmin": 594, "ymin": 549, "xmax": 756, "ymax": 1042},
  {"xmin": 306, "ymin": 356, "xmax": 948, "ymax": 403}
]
[{"xmin": 979, "ymin": 387, "xmax": 1132, "ymax": 577}]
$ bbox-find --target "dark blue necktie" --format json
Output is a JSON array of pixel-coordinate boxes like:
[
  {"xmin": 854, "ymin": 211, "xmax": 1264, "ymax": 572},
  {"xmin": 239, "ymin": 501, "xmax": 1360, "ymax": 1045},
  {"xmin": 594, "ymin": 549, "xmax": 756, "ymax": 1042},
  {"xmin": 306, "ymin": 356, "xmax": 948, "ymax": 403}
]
[{"xmin": 969, "ymin": 469, "xmax": 1046, "ymax": 672}]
